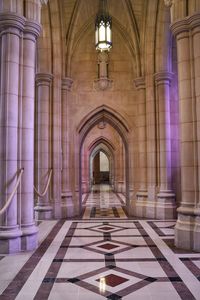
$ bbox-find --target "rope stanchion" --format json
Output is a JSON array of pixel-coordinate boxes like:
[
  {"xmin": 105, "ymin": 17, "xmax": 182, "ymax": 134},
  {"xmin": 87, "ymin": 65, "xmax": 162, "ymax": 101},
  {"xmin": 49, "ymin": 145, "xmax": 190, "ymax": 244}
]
[
  {"xmin": 34, "ymin": 169, "xmax": 52, "ymax": 197},
  {"xmin": 0, "ymin": 168, "xmax": 24, "ymax": 216}
]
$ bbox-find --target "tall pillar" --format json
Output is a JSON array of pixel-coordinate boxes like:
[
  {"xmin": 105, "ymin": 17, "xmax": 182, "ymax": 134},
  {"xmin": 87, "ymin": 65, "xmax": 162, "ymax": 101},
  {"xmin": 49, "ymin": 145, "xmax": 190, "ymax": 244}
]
[
  {"xmin": 134, "ymin": 77, "xmax": 148, "ymax": 217},
  {"xmin": 193, "ymin": 16, "xmax": 200, "ymax": 252},
  {"xmin": 114, "ymin": 146, "xmax": 119, "ymax": 192},
  {"xmin": 81, "ymin": 144, "xmax": 89, "ymax": 193},
  {"xmin": 34, "ymin": 73, "xmax": 53, "ymax": 220},
  {"xmin": 145, "ymin": 76, "xmax": 158, "ymax": 218},
  {"xmin": 61, "ymin": 78, "xmax": 75, "ymax": 217},
  {"xmin": 117, "ymin": 140, "xmax": 124, "ymax": 193},
  {"xmin": 0, "ymin": 14, "xmax": 24, "ymax": 253},
  {"xmin": 171, "ymin": 13, "xmax": 200, "ymax": 251},
  {"xmin": 154, "ymin": 72, "xmax": 176, "ymax": 219},
  {"xmin": 20, "ymin": 20, "xmax": 41, "ymax": 250}
]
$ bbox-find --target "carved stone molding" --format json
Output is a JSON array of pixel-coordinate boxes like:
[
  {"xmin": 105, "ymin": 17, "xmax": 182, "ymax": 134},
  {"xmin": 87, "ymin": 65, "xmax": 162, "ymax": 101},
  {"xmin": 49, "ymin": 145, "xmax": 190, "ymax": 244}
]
[
  {"xmin": 98, "ymin": 121, "xmax": 106, "ymax": 129},
  {"xmin": 164, "ymin": 0, "xmax": 173, "ymax": 8},
  {"xmin": 171, "ymin": 12, "xmax": 200, "ymax": 36},
  {"xmin": 0, "ymin": 13, "xmax": 25, "ymax": 34},
  {"xmin": 36, "ymin": 73, "xmax": 53, "ymax": 86},
  {"xmin": 133, "ymin": 77, "xmax": 146, "ymax": 90},
  {"xmin": 0, "ymin": 14, "xmax": 41, "ymax": 39},
  {"xmin": 94, "ymin": 77, "xmax": 113, "ymax": 91},
  {"xmin": 40, "ymin": 0, "xmax": 48, "ymax": 4},
  {"xmin": 24, "ymin": 20, "xmax": 41, "ymax": 39},
  {"xmin": 154, "ymin": 71, "xmax": 174, "ymax": 86},
  {"xmin": 62, "ymin": 77, "xmax": 73, "ymax": 91}
]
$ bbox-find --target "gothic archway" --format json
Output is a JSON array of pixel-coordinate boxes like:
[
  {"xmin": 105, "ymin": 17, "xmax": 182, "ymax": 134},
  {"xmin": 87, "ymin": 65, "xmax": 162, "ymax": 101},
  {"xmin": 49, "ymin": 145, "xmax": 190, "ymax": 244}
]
[{"xmin": 77, "ymin": 105, "xmax": 131, "ymax": 214}]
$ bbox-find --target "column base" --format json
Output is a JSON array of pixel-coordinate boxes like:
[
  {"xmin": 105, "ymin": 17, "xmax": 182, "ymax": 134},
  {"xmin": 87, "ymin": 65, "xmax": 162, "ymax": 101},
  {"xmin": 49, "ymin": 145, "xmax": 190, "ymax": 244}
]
[
  {"xmin": 194, "ymin": 215, "xmax": 200, "ymax": 252},
  {"xmin": 61, "ymin": 193, "xmax": 79, "ymax": 218},
  {"xmin": 21, "ymin": 223, "xmax": 38, "ymax": 251},
  {"xmin": 0, "ymin": 226, "xmax": 22, "ymax": 254},
  {"xmin": 141, "ymin": 186, "xmax": 157, "ymax": 218},
  {"xmin": 117, "ymin": 181, "xmax": 124, "ymax": 193},
  {"xmin": 144, "ymin": 200, "xmax": 157, "ymax": 218},
  {"xmin": 135, "ymin": 191, "xmax": 148, "ymax": 218},
  {"xmin": 34, "ymin": 205, "xmax": 53, "ymax": 220},
  {"xmin": 129, "ymin": 188, "xmax": 134, "ymax": 200},
  {"xmin": 156, "ymin": 191, "xmax": 176, "ymax": 219},
  {"xmin": 175, "ymin": 213, "xmax": 195, "ymax": 250}
]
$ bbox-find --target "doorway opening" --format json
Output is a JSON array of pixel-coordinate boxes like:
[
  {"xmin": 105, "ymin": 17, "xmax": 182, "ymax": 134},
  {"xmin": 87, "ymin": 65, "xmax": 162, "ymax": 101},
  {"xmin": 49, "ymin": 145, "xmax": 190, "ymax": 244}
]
[
  {"xmin": 92, "ymin": 151, "xmax": 110, "ymax": 185},
  {"xmin": 78, "ymin": 106, "xmax": 130, "ymax": 214}
]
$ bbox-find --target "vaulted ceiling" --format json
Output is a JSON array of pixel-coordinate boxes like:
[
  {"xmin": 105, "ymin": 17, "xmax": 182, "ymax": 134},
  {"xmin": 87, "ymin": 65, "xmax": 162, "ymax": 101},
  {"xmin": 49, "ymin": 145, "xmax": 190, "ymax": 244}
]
[{"xmin": 38, "ymin": 0, "xmax": 171, "ymax": 77}]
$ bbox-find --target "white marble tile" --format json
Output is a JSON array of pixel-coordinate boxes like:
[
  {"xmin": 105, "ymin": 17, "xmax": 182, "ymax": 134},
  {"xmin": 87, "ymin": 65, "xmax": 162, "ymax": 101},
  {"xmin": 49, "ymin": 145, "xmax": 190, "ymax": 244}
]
[
  {"xmin": 49, "ymin": 283, "xmax": 105, "ymax": 300},
  {"xmin": 57, "ymin": 261, "xmax": 104, "ymax": 278},
  {"xmin": 0, "ymin": 221, "xmax": 57, "ymax": 294},
  {"xmin": 73, "ymin": 229, "xmax": 103, "ymax": 236},
  {"xmin": 115, "ymin": 247, "xmax": 155, "ymax": 259},
  {"xmin": 139, "ymin": 220, "xmax": 200, "ymax": 300},
  {"xmin": 111, "ymin": 228, "xmax": 141, "ymax": 236},
  {"xmin": 159, "ymin": 228, "xmax": 174, "ymax": 235},
  {"xmin": 109, "ymin": 222, "xmax": 136, "ymax": 228},
  {"xmin": 38, "ymin": 220, "xmax": 58, "ymax": 243},
  {"xmin": 123, "ymin": 282, "xmax": 181, "ymax": 300},
  {"xmin": 64, "ymin": 247, "xmax": 103, "ymax": 260},
  {"xmin": 15, "ymin": 221, "xmax": 72, "ymax": 300},
  {"xmin": 0, "ymin": 252, "xmax": 32, "ymax": 294},
  {"xmin": 70, "ymin": 236, "xmax": 103, "ymax": 246},
  {"xmin": 113, "ymin": 236, "xmax": 146, "ymax": 246},
  {"xmin": 76, "ymin": 222, "xmax": 102, "ymax": 229},
  {"xmin": 153, "ymin": 221, "xmax": 176, "ymax": 227},
  {"xmin": 193, "ymin": 260, "xmax": 200, "ymax": 268},
  {"xmin": 116, "ymin": 261, "xmax": 167, "ymax": 277}
]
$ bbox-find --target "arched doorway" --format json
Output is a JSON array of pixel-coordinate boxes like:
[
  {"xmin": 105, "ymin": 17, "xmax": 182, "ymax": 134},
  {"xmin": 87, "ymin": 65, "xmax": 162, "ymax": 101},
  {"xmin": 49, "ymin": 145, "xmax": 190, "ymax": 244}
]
[
  {"xmin": 91, "ymin": 150, "xmax": 110, "ymax": 185},
  {"xmin": 78, "ymin": 106, "xmax": 130, "ymax": 214}
]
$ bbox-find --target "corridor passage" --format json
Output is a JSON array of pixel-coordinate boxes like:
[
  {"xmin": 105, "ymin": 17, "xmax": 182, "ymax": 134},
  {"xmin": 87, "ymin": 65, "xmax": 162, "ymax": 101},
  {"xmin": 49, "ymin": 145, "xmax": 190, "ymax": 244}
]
[
  {"xmin": 0, "ymin": 187, "xmax": 200, "ymax": 299},
  {"xmin": 82, "ymin": 184, "xmax": 127, "ymax": 219}
]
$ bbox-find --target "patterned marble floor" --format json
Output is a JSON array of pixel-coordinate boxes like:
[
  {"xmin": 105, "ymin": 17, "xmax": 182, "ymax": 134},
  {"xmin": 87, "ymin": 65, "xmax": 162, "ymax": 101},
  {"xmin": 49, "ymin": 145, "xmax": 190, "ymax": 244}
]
[
  {"xmin": 82, "ymin": 184, "xmax": 127, "ymax": 219},
  {"xmin": 0, "ymin": 187, "xmax": 200, "ymax": 299}
]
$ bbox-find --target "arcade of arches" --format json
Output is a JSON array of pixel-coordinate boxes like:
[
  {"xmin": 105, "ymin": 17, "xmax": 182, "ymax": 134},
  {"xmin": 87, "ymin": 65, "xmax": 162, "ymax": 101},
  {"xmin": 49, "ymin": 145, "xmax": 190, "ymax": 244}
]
[{"xmin": 0, "ymin": 0, "xmax": 200, "ymax": 299}]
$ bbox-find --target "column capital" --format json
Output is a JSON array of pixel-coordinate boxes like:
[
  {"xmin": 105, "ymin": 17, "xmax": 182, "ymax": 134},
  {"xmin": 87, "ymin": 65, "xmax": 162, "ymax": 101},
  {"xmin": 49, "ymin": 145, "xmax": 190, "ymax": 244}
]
[
  {"xmin": 171, "ymin": 18, "xmax": 189, "ymax": 37},
  {"xmin": 154, "ymin": 71, "xmax": 174, "ymax": 85},
  {"xmin": 36, "ymin": 73, "xmax": 53, "ymax": 86},
  {"xmin": 24, "ymin": 20, "xmax": 41, "ymax": 39},
  {"xmin": 189, "ymin": 12, "xmax": 200, "ymax": 32},
  {"xmin": 0, "ymin": 13, "xmax": 25, "ymax": 34},
  {"xmin": 164, "ymin": 0, "xmax": 173, "ymax": 7},
  {"xmin": 62, "ymin": 77, "xmax": 73, "ymax": 91},
  {"xmin": 41, "ymin": 0, "xmax": 48, "ymax": 4},
  {"xmin": 171, "ymin": 12, "xmax": 200, "ymax": 37},
  {"xmin": 133, "ymin": 77, "xmax": 146, "ymax": 90}
]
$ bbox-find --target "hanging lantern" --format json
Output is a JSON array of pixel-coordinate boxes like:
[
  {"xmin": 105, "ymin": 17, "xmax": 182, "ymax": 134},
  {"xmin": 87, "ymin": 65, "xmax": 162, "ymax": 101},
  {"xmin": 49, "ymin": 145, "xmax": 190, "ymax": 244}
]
[{"xmin": 95, "ymin": 0, "xmax": 112, "ymax": 51}]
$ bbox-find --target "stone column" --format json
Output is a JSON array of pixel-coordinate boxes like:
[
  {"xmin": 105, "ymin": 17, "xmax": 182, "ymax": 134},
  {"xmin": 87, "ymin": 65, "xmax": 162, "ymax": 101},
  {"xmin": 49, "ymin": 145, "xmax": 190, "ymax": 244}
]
[
  {"xmin": 34, "ymin": 73, "xmax": 53, "ymax": 220},
  {"xmin": 20, "ymin": 20, "xmax": 41, "ymax": 250},
  {"xmin": 81, "ymin": 144, "xmax": 89, "ymax": 193},
  {"xmin": 154, "ymin": 72, "xmax": 176, "ymax": 219},
  {"xmin": 171, "ymin": 14, "xmax": 200, "ymax": 251},
  {"xmin": 117, "ymin": 141, "xmax": 124, "ymax": 193},
  {"xmin": 193, "ymin": 16, "xmax": 200, "ymax": 252},
  {"xmin": 134, "ymin": 77, "xmax": 148, "ymax": 217},
  {"xmin": 61, "ymin": 78, "xmax": 74, "ymax": 217},
  {"xmin": 0, "ymin": 13, "xmax": 24, "ymax": 253},
  {"xmin": 145, "ymin": 76, "xmax": 158, "ymax": 218},
  {"xmin": 114, "ymin": 146, "xmax": 120, "ymax": 192}
]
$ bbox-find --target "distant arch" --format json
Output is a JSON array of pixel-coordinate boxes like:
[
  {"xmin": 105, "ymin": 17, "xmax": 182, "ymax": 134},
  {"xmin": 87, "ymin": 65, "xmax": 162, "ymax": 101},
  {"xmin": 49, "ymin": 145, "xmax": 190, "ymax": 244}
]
[{"xmin": 78, "ymin": 105, "xmax": 130, "ymax": 213}]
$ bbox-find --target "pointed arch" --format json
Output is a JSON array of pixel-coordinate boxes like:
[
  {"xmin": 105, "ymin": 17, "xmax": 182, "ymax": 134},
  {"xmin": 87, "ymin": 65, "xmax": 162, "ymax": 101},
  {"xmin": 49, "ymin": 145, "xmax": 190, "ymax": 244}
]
[
  {"xmin": 78, "ymin": 105, "xmax": 130, "ymax": 212},
  {"xmin": 77, "ymin": 105, "xmax": 131, "ymax": 149},
  {"xmin": 89, "ymin": 137, "xmax": 115, "ymax": 152}
]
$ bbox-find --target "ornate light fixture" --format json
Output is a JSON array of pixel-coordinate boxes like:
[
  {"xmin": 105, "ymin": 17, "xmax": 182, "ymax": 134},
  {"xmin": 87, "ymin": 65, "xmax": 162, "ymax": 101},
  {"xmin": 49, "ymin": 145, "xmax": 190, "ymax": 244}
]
[{"xmin": 95, "ymin": 0, "xmax": 112, "ymax": 52}]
